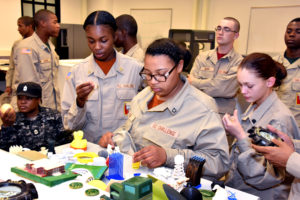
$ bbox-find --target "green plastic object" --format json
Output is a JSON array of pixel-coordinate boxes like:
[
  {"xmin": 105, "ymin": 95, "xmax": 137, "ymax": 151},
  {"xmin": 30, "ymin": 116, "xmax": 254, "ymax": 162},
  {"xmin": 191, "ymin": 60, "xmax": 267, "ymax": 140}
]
[
  {"xmin": 147, "ymin": 175, "xmax": 169, "ymax": 200},
  {"xmin": 110, "ymin": 176, "xmax": 152, "ymax": 200},
  {"xmin": 11, "ymin": 167, "xmax": 78, "ymax": 187},
  {"xmin": 64, "ymin": 163, "xmax": 107, "ymax": 179}
]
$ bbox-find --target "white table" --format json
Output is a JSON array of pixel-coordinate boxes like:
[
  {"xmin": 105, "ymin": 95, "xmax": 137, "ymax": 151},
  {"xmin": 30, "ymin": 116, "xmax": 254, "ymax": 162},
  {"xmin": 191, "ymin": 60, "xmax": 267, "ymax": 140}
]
[{"xmin": 1, "ymin": 142, "xmax": 259, "ymax": 200}]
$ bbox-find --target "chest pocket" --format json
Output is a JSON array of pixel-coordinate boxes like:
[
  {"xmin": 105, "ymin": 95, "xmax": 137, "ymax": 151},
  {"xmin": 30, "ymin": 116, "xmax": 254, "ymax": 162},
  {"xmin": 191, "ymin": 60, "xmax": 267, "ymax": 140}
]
[
  {"xmin": 38, "ymin": 56, "xmax": 52, "ymax": 83},
  {"xmin": 142, "ymin": 127, "xmax": 176, "ymax": 148},
  {"xmin": 197, "ymin": 66, "xmax": 214, "ymax": 79},
  {"xmin": 116, "ymin": 88, "xmax": 136, "ymax": 100},
  {"xmin": 292, "ymin": 81, "xmax": 300, "ymax": 91}
]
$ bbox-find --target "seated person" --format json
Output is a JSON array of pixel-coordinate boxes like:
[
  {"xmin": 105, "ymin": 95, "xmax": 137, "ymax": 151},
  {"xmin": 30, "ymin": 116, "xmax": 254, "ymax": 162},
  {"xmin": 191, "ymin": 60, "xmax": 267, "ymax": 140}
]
[
  {"xmin": 100, "ymin": 38, "xmax": 229, "ymax": 180},
  {"xmin": 222, "ymin": 53, "xmax": 300, "ymax": 199},
  {"xmin": 0, "ymin": 82, "xmax": 72, "ymax": 151}
]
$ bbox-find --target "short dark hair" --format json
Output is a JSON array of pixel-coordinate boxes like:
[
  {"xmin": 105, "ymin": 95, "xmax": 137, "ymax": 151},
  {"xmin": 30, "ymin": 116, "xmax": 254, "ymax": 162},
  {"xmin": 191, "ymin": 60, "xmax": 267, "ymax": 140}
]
[
  {"xmin": 18, "ymin": 16, "xmax": 35, "ymax": 29},
  {"xmin": 290, "ymin": 18, "xmax": 300, "ymax": 23},
  {"xmin": 239, "ymin": 53, "xmax": 287, "ymax": 87},
  {"xmin": 224, "ymin": 17, "xmax": 240, "ymax": 32},
  {"xmin": 146, "ymin": 38, "xmax": 184, "ymax": 65},
  {"xmin": 34, "ymin": 9, "xmax": 55, "ymax": 28},
  {"xmin": 116, "ymin": 14, "xmax": 138, "ymax": 37},
  {"xmin": 83, "ymin": 10, "xmax": 117, "ymax": 31}
]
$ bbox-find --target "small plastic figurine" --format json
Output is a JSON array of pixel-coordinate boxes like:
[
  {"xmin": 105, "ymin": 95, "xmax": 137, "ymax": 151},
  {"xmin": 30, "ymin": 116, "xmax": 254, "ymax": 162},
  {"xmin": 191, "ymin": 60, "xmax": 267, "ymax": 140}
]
[
  {"xmin": 172, "ymin": 155, "xmax": 185, "ymax": 179},
  {"xmin": 70, "ymin": 130, "xmax": 87, "ymax": 151}
]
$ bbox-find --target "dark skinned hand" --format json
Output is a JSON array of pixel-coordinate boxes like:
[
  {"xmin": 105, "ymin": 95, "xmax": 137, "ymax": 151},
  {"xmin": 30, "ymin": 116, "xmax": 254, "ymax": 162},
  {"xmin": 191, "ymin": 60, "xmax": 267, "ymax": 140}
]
[
  {"xmin": 133, "ymin": 145, "xmax": 167, "ymax": 168},
  {"xmin": 76, "ymin": 82, "xmax": 94, "ymax": 108},
  {"xmin": 252, "ymin": 125, "xmax": 295, "ymax": 168},
  {"xmin": 0, "ymin": 107, "xmax": 16, "ymax": 127},
  {"xmin": 98, "ymin": 132, "xmax": 114, "ymax": 148}
]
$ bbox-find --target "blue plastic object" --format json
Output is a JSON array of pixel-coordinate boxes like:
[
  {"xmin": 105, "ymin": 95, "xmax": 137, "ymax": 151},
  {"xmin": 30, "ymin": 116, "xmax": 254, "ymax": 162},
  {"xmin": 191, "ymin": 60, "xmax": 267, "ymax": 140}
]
[
  {"xmin": 106, "ymin": 152, "xmax": 124, "ymax": 180},
  {"xmin": 228, "ymin": 191, "xmax": 237, "ymax": 200},
  {"xmin": 134, "ymin": 173, "xmax": 141, "ymax": 177}
]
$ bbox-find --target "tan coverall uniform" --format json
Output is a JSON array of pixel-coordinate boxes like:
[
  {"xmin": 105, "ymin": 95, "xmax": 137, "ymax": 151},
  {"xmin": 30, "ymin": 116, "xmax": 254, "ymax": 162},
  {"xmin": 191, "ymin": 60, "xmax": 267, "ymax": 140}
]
[
  {"xmin": 226, "ymin": 91, "xmax": 300, "ymax": 200},
  {"xmin": 61, "ymin": 52, "xmax": 142, "ymax": 143},
  {"xmin": 113, "ymin": 76, "xmax": 229, "ymax": 180},
  {"xmin": 124, "ymin": 43, "xmax": 144, "ymax": 63},
  {"xmin": 274, "ymin": 54, "xmax": 300, "ymax": 128},
  {"xmin": 14, "ymin": 32, "xmax": 60, "ymax": 111},
  {"xmin": 190, "ymin": 48, "xmax": 243, "ymax": 115},
  {"xmin": 287, "ymin": 140, "xmax": 300, "ymax": 200}
]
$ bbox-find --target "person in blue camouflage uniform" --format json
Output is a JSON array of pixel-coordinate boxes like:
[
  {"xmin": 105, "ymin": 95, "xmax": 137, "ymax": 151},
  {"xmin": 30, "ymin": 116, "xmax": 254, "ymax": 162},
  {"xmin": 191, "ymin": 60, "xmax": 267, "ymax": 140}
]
[{"xmin": 0, "ymin": 82, "xmax": 72, "ymax": 151}]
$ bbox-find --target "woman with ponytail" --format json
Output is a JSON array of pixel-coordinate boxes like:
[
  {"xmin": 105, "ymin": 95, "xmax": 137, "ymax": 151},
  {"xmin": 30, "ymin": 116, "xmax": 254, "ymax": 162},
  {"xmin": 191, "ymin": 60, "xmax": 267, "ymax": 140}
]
[{"xmin": 223, "ymin": 52, "xmax": 300, "ymax": 199}]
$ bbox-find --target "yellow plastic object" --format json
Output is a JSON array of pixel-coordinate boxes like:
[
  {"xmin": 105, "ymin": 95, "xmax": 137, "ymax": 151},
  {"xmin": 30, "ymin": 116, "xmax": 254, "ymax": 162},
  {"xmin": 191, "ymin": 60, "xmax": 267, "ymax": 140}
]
[
  {"xmin": 88, "ymin": 180, "xmax": 107, "ymax": 191},
  {"xmin": 74, "ymin": 152, "xmax": 98, "ymax": 164},
  {"xmin": 70, "ymin": 130, "xmax": 87, "ymax": 150},
  {"xmin": 132, "ymin": 161, "xmax": 140, "ymax": 169}
]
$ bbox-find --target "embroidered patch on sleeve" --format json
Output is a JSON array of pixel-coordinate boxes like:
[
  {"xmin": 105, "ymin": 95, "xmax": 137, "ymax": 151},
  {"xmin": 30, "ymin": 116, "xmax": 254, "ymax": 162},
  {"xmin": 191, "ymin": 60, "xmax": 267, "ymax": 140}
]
[
  {"xmin": 21, "ymin": 48, "xmax": 32, "ymax": 54},
  {"xmin": 296, "ymin": 93, "xmax": 300, "ymax": 105}
]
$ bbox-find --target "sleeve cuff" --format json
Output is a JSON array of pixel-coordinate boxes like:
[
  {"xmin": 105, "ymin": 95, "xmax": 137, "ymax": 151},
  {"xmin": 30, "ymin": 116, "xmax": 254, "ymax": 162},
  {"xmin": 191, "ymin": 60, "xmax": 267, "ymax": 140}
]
[
  {"xmin": 293, "ymin": 139, "xmax": 300, "ymax": 153},
  {"xmin": 236, "ymin": 137, "xmax": 252, "ymax": 152},
  {"xmin": 286, "ymin": 152, "xmax": 300, "ymax": 178},
  {"xmin": 164, "ymin": 147, "xmax": 179, "ymax": 167}
]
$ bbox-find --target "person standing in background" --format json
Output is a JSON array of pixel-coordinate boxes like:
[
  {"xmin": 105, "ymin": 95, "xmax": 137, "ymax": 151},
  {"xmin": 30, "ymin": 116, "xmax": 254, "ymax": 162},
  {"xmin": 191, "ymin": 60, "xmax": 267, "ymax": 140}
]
[
  {"xmin": 274, "ymin": 18, "xmax": 300, "ymax": 128},
  {"xmin": 114, "ymin": 14, "xmax": 144, "ymax": 63},
  {"xmin": 13, "ymin": 9, "xmax": 60, "ymax": 111},
  {"xmin": 188, "ymin": 17, "xmax": 243, "ymax": 117},
  {"xmin": 0, "ymin": 16, "xmax": 34, "ymax": 104}
]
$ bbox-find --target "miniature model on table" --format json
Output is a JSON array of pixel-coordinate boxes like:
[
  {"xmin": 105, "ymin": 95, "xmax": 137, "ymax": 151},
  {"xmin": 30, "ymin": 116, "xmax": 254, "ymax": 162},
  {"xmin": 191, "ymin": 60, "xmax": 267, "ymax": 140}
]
[{"xmin": 100, "ymin": 38, "xmax": 229, "ymax": 181}]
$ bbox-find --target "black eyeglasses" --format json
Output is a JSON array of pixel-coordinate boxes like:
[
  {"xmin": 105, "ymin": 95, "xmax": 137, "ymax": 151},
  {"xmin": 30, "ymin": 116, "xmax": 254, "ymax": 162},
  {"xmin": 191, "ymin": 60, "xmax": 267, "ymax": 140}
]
[
  {"xmin": 139, "ymin": 64, "xmax": 177, "ymax": 82},
  {"xmin": 215, "ymin": 26, "xmax": 237, "ymax": 33}
]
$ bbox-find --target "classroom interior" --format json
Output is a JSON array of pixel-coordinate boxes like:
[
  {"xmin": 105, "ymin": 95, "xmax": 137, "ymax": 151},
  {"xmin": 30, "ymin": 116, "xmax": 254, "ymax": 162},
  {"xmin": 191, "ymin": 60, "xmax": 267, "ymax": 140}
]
[{"xmin": 1, "ymin": 0, "xmax": 300, "ymax": 60}]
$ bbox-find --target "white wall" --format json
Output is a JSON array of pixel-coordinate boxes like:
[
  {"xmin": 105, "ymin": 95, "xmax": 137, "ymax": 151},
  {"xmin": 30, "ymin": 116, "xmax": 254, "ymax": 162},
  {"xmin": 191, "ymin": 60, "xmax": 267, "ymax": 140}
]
[
  {"xmin": 0, "ymin": 0, "xmax": 21, "ymax": 56},
  {"xmin": 206, "ymin": 0, "xmax": 300, "ymax": 55},
  {"xmin": 1, "ymin": 0, "xmax": 300, "ymax": 56},
  {"xmin": 0, "ymin": 0, "xmax": 84, "ymax": 56},
  {"xmin": 61, "ymin": 0, "xmax": 84, "ymax": 24},
  {"xmin": 112, "ymin": 0, "xmax": 195, "ymax": 29}
]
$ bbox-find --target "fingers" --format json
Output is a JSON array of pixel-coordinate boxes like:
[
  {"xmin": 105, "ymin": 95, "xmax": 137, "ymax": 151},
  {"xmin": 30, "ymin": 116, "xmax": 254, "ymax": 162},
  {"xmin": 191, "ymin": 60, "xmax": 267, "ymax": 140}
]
[
  {"xmin": 267, "ymin": 125, "xmax": 294, "ymax": 148},
  {"xmin": 76, "ymin": 82, "xmax": 94, "ymax": 98},
  {"xmin": 1, "ymin": 108, "xmax": 16, "ymax": 126},
  {"xmin": 99, "ymin": 132, "xmax": 114, "ymax": 148},
  {"xmin": 133, "ymin": 146, "xmax": 166, "ymax": 168},
  {"xmin": 233, "ymin": 109, "xmax": 238, "ymax": 119},
  {"xmin": 76, "ymin": 82, "xmax": 95, "ymax": 107},
  {"xmin": 222, "ymin": 113, "xmax": 230, "ymax": 127},
  {"xmin": 271, "ymin": 138, "xmax": 284, "ymax": 147},
  {"xmin": 252, "ymin": 144, "xmax": 272, "ymax": 154}
]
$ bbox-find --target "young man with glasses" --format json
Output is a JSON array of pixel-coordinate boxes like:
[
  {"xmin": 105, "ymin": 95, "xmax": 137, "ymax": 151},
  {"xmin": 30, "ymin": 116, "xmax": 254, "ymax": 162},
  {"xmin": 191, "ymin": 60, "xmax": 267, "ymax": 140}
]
[
  {"xmin": 100, "ymin": 39, "xmax": 229, "ymax": 180},
  {"xmin": 188, "ymin": 17, "xmax": 243, "ymax": 118}
]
